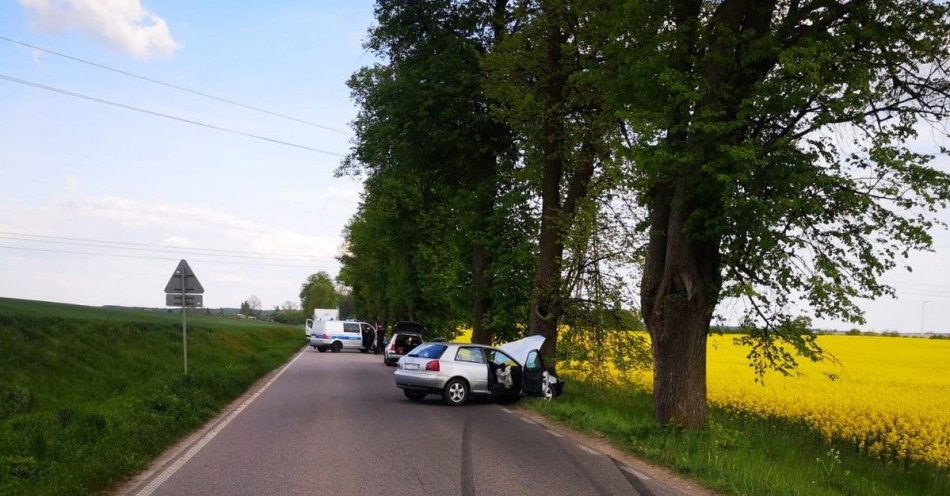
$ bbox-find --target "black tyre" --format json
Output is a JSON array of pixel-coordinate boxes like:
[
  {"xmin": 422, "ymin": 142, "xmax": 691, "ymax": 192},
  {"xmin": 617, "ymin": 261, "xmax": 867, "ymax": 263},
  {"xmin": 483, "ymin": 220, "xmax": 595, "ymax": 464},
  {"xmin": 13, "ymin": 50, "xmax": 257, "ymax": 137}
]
[
  {"xmin": 442, "ymin": 378, "xmax": 469, "ymax": 406},
  {"xmin": 359, "ymin": 348, "xmax": 369, "ymax": 353},
  {"xmin": 404, "ymin": 390, "xmax": 426, "ymax": 402},
  {"xmin": 330, "ymin": 341, "xmax": 343, "ymax": 353},
  {"xmin": 317, "ymin": 346, "xmax": 328, "ymax": 353}
]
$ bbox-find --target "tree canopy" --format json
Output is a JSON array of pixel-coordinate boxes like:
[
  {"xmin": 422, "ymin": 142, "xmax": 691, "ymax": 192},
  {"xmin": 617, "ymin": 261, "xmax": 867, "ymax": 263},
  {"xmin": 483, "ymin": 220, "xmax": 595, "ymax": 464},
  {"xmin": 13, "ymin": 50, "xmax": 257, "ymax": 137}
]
[
  {"xmin": 299, "ymin": 272, "xmax": 341, "ymax": 317},
  {"xmin": 337, "ymin": 0, "xmax": 950, "ymax": 427}
]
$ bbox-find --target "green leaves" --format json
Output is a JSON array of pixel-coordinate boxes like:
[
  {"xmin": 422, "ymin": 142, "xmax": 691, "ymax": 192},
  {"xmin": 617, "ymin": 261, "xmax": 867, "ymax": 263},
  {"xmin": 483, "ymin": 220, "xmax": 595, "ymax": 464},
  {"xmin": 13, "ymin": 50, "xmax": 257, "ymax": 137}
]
[{"xmin": 298, "ymin": 272, "xmax": 340, "ymax": 317}]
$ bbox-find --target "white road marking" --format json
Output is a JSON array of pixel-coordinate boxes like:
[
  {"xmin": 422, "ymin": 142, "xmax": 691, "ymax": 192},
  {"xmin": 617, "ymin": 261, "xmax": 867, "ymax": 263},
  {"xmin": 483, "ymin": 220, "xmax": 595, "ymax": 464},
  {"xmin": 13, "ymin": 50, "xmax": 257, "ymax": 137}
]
[
  {"xmin": 576, "ymin": 444, "xmax": 602, "ymax": 456},
  {"xmin": 501, "ymin": 407, "xmax": 514, "ymax": 414},
  {"xmin": 547, "ymin": 429, "xmax": 564, "ymax": 438},
  {"xmin": 134, "ymin": 350, "xmax": 306, "ymax": 496},
  {"xmin": 620, "ymin": 465, "xmax": 652, "ymax": 480},
  {"xmin": 520, "ymin": 417, "xmax": 536, "ymax": 424}
]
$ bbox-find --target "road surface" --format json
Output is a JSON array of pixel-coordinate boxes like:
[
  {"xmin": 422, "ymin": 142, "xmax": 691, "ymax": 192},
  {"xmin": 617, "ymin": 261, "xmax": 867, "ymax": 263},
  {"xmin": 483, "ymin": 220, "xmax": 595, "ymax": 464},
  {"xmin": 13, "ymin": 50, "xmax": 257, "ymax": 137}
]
[{"xmin": 135, "ymin": 349, "xmax": 688, "ymax": 496}]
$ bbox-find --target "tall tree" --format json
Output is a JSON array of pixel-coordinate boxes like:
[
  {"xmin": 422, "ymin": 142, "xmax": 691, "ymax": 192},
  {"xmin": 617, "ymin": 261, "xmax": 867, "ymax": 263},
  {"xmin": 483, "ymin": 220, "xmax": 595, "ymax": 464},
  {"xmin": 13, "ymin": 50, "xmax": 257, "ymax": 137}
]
[
  {"xmin": 299, "ymin": 272, "xmax": 340, "ymax": 317},
  {"xmin": 485, "ymin": 0, "xmax": 617, "ymax": 366},
  {"xmin": 599, "ymin": 0, "xmax": 950, "ymax": 427},
  {"xmin": 340, "ymin": 0, "xmax": 530, "ymax": 342}
]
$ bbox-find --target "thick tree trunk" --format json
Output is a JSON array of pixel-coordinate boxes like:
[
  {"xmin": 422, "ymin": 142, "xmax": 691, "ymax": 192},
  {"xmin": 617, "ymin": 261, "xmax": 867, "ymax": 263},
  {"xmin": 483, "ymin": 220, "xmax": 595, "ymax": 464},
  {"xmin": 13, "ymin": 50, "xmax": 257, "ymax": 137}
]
[
  {"xmin": 649, "ymin": 298, "xmax": 711, "ymax": 427},
  {"xmin": 641, "ymin": 178, "xmax": 722, "ymax": 428}
]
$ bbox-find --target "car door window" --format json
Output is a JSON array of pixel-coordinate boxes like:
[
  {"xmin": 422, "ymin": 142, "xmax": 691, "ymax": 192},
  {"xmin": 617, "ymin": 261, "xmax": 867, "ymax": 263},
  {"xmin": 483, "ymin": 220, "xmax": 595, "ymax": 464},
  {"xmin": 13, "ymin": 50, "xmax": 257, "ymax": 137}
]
[
  {"xmin": 486, "ymin": 350, "xmax": 518, "ymax": 367},
  {"xmin": 343, "ymin": 323, "xmax": 360, "ymax": 333},
  {"xmin": 525, "ymin": 350, "xmax": 542, "ymax": 371},
  {"xmin": 455, "ymin": 347, "xmax": 485, "ymax": 364}
]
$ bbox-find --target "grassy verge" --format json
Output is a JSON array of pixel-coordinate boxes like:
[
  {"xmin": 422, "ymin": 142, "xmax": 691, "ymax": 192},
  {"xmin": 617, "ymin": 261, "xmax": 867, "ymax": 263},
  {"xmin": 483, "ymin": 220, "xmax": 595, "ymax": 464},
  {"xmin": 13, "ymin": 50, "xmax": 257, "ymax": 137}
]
[
  {"xmin": 524, "ymin": 377, "xmax": 949, "ymax": 496},
  {"xmin": 0, "ymin": 298, "xmax": 303, "ymax": 495}
]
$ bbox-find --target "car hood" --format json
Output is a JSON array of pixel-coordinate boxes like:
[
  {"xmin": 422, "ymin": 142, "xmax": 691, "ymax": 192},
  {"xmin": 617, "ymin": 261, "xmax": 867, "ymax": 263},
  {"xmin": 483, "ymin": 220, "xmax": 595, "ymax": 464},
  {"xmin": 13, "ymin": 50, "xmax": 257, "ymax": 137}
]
[{"xmin": 498, "ymin": 335, "xmax": 545, "ymax": 367}]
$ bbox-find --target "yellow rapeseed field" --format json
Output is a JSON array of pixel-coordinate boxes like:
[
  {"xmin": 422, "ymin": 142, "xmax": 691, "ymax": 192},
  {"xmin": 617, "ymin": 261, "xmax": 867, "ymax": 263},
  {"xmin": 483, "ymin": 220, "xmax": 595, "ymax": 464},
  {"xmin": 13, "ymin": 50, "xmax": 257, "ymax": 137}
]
[
  {"xmin": 619, "ymin": 335, "xmax": 950, "ymax": 468},
  {"xmin": 456, "ymin": 329, "xmax": 950, "ymax": 468}
]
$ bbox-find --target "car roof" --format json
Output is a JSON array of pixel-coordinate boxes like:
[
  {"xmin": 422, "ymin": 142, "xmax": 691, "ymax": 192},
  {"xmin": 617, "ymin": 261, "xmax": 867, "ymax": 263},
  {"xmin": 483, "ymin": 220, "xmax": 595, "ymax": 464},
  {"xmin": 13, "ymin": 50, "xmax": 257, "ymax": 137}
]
[{"xmin": 446, "ymin": 343, "xmax": 497, "ymax": 350}]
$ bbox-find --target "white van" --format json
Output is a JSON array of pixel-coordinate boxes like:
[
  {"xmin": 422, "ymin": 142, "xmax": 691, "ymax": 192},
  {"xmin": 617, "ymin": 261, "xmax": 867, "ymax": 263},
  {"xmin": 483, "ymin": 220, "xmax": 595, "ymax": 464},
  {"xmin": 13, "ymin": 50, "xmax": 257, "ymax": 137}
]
[
  {"xmin": 308, "ymin": 320, "xmax": 377, "ymax": 353},
  {"xmin": 304, "ymin": 308, "xmax": 339, "ymax": 339}
]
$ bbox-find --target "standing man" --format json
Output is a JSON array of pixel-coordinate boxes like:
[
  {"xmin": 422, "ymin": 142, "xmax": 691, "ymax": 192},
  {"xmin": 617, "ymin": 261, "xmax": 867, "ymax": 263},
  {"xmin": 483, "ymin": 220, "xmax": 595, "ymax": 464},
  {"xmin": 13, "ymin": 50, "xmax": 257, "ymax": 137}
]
[{"xmin": 375, "ymin": 322, "xmax": 386, "ymax": 354}]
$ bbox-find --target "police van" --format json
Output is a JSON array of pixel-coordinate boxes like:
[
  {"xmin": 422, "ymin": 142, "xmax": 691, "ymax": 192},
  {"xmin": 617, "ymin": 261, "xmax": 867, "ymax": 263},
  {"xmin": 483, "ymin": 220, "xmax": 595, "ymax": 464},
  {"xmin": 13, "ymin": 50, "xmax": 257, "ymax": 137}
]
[{"xmin": 308, "ymin": 320, "xmax": 377, "ymax": 353}]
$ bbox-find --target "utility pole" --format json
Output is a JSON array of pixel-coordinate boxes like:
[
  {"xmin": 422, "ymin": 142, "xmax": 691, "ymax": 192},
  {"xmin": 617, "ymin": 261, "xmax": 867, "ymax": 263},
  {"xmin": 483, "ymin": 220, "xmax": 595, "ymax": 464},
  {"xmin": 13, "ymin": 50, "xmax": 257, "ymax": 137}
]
[{"xmin": 920, "ymin": 300, "xmax": 932, "ymax": 334}]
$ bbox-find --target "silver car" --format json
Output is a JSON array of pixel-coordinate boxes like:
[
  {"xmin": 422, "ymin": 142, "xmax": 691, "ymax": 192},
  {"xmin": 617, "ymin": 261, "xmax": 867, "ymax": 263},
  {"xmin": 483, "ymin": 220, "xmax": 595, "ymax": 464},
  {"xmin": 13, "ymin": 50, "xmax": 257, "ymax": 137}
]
[{"xmin": 393, "ymin": 337, "xmax": 563, "ymax": 406}]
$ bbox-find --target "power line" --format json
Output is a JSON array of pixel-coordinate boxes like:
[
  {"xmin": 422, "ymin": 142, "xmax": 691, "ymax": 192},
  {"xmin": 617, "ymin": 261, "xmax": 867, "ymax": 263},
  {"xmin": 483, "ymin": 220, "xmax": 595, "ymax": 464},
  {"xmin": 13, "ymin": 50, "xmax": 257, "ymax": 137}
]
[
  {"xmin": 0, "ymin": 235, "xmax": 335, "ymax": 263},
  {"xmin": 0, "ymin": 244, "xmax": 331, "ymax": 269},
  {"xmin": 0, "ymin": 35, "xmax": 351, "ymax": 136},
  {"xmin": 886, "ymin": 279, "xmax": 950, "ymax": 291},
  {"xmin": 0, "ymin": 231, "xmax": 335, "ymax": 261},
  {"xmin": 0, "ymin": 73, "xmax": 345, "ymax": 157}
]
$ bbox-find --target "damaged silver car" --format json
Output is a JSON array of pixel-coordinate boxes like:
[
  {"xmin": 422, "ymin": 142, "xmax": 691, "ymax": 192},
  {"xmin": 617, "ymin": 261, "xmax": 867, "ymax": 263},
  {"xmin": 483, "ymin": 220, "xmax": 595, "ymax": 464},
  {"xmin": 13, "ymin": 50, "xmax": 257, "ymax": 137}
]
[{"xmin": 393, "ymin": 335, "xmax": 563, "ymax": 406}]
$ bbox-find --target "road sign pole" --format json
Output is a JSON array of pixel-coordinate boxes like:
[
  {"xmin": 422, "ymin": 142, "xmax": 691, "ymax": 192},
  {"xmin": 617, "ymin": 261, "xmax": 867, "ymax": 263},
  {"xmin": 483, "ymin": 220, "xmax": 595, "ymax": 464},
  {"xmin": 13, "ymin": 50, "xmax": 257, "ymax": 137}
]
[
  {"xmin": 181, "ymin": 268, "xmax": 188, "ymax": 376},
  {"xmin": 165, "ymin": 259, "xmax": 201, "ymax": 376}
]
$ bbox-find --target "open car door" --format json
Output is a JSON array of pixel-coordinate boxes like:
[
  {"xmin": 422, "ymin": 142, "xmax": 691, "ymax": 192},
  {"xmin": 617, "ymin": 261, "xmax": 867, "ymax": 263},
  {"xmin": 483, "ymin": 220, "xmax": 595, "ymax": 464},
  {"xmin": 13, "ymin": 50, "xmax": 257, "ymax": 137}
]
[{"xmin": 499, "ymin": 336, "xmax": 564, "ymax": 399}]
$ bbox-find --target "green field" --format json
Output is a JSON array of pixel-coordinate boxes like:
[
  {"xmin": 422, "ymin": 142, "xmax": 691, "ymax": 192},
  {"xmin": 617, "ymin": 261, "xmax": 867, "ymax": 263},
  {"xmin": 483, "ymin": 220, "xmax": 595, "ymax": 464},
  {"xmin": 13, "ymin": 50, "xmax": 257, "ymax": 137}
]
[
  {"xmin": 0, "ymin": 298, "xmax": 303, "ymax": 495},
  {"xmin": 525, "ymin": 378, "xmax": 949, "ymax": 496}
]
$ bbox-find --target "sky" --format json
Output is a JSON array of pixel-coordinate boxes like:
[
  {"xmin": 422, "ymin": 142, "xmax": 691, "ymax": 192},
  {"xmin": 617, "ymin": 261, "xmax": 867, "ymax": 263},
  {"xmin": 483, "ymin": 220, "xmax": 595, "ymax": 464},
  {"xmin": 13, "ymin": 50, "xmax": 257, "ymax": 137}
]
[
  {"xmin": 1, "ymin": 0, "xmax": 949, "ymax": 332},
  {"xmin": 0, "ymin": 0, "xmax": 374, "ymax": 311}
]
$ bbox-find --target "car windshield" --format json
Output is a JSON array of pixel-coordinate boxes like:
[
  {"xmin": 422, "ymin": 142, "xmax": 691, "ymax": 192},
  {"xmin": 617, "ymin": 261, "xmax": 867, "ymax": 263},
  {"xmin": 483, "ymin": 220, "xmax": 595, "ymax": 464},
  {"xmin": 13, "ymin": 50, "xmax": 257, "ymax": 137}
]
[{"xmin": 408, "ymin": 343, "xmax": 447, "ymax": 359}]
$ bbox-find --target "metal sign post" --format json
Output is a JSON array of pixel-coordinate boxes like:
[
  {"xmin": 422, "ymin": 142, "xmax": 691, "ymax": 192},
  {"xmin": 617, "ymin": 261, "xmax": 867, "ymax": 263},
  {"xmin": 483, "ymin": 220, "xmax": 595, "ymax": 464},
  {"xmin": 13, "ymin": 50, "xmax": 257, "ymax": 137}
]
[
  {"xmin": 181, "ymin": 266, "xmax": 187, "ymax": 376},
  {"xmin": 165, "ymin": 259, "xmax": 204, "ymax": 376}
]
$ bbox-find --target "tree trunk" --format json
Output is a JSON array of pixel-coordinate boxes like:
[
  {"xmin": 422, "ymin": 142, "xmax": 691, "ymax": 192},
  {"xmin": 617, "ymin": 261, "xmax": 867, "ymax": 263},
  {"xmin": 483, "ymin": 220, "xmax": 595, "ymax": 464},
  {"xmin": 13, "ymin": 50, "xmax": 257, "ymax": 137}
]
[
  {"xmin": 470, "ymin": 242, "xmax": 493, "ymax": 344},
  {"xmin": 641, "ymin": 178, "xmax": 722, "ymax": 428},
  {"xmin": 527, "ymin": 10, "xmax": 568, "ymax": 371},
  {"xmin": 529, "ymin": 207, "xmax": 564, "ymax": 370}
]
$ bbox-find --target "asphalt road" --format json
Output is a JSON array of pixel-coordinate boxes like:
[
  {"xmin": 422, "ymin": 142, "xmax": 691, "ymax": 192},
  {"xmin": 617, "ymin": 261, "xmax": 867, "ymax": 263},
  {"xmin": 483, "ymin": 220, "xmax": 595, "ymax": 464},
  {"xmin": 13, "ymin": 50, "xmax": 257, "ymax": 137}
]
[{"xmin": 139, "ymin": 349, "xmax": 686, "ymax": 496}]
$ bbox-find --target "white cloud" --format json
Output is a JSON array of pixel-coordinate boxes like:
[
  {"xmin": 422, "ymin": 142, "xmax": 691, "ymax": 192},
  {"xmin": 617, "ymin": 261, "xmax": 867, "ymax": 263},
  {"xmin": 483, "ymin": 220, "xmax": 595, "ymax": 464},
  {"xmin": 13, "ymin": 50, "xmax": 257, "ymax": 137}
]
[
  {"xmin": 159, "ymin": 235, "xmax": 190, "ymax": 247},
  {"xmin": 75, "ymin": 196, "xmax": 340, "ymax": 260},
  {"xmin": 64, "ymin": 175, "xmax": 79, "ymax": 191},
  {"xmin": 17, "ymin": 0, "xmax": 180, "ymax": 58}
]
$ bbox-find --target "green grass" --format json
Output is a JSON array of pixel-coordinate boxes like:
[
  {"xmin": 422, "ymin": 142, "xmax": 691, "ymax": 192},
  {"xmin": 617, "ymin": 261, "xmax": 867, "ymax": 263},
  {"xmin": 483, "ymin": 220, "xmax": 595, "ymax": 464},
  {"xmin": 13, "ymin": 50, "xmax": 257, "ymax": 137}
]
[
  {"xmin": 524, "ymin": 377, "xmax": 949, "ymax": 496},
  {"xmin": 0, "ymin": 297, "xmax": 303, "ymax": 496}
]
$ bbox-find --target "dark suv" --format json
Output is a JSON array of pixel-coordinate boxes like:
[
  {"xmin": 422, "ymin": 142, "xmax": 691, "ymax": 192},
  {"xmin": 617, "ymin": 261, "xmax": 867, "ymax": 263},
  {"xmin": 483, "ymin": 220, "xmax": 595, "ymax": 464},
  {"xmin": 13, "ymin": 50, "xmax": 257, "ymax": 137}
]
[{"xmin": 383, "ymin": 321, "xmax": 427, "ymax": 366}]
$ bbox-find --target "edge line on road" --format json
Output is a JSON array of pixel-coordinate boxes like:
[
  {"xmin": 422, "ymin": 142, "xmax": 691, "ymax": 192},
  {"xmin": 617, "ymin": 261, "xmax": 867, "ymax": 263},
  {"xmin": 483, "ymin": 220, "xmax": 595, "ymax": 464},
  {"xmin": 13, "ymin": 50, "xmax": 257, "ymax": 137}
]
[
  {"xmin": 611, "ymin": 456, "xmax": 657, "ymax": 496},
  {"xmin": 576, "ymin": 443, "xmax": 602, "ymax": 456},
  {"xmin": 133, "ymin": 349, "xmax": 307, "ymax": 496}
]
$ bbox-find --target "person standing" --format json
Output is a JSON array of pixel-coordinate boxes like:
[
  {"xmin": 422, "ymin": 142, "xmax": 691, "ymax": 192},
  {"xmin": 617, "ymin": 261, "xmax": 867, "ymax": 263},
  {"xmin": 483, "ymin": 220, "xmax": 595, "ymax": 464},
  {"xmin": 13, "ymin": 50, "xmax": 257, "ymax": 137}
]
[{"xmin": 375, "ymin": 322, "xmax": 385, "ymax": 354}]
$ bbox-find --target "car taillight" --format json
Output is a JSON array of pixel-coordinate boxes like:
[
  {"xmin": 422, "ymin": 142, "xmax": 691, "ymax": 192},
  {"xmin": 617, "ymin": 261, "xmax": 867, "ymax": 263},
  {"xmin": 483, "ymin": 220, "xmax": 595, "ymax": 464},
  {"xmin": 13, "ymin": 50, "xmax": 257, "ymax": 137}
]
[{"xmin": 425, "ymin": 360, "xmax": 440, "ymax": 372}]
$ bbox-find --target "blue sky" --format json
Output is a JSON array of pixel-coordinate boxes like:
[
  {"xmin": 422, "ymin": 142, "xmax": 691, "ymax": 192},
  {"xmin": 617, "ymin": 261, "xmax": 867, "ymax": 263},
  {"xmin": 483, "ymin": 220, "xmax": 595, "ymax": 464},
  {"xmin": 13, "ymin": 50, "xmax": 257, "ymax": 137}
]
[
  {"xmin": 1, "ymin": 0, "xmax": 949, "ymax": 332},
  {"xmin": 1, "ymin": 0, "xmax": 374, "ymax": 310}
]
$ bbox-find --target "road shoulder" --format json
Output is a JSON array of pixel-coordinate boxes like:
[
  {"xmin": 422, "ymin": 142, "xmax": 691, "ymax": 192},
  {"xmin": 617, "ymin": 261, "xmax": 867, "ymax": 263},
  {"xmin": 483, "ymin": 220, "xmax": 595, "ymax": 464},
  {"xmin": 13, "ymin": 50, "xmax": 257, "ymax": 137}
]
[{"xmin": 515, "ymin": 406, "xmax": 717, "ymax": 496}]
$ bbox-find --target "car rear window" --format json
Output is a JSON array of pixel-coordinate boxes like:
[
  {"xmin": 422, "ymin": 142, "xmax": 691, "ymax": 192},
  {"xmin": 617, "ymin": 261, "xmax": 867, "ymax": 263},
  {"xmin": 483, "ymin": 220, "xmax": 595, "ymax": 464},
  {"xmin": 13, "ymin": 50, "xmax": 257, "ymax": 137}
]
[{"xmin": 408, "ymin": 343, "xmax": 447, "ymax": 359}]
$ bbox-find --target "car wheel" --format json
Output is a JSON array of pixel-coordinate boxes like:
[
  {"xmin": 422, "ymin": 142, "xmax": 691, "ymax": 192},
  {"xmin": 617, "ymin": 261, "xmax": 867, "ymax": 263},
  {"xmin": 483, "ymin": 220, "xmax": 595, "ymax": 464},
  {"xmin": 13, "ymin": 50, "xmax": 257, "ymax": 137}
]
[
  {"xmin": 330, "ymin": 341, "xmax": 343, "ymax": 353},
  {"xmin": 317, "ymin": 346, "xmax": 327, "ymax": 353},
  {"xmin": 404, "ymin": 390, "xmax": 426, "ymax": 402},
  {"xmin": 442, "ymin": 378, "xmax": 469, "ymax": 406}
]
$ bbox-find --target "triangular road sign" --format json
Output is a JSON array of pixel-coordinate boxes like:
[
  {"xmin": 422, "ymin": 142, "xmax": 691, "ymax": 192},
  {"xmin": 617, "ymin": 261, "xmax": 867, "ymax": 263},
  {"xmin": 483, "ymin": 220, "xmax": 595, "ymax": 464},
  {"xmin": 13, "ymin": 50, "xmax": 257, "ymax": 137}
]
[{"xmin": 164, "ymin": 259, "xmax": 204, "ymax": 294}]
